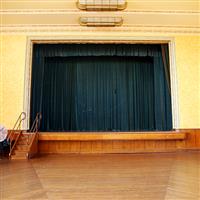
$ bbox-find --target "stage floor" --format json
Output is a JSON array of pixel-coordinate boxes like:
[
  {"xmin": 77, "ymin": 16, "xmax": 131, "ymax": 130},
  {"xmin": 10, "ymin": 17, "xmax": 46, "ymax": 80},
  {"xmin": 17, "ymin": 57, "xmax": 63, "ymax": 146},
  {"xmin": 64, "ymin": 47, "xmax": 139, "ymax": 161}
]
[{"xmin": 1, "ymin": 152, "xmax": 200, "ymax": 200}]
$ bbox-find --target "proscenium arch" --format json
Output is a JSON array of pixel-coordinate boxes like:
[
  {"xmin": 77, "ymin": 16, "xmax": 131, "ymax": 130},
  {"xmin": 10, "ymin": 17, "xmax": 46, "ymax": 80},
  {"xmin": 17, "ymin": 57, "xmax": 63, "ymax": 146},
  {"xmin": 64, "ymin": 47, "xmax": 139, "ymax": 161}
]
[{"xmin": 23, "ymin": 36, "xmax": 179, "ymax": 130}]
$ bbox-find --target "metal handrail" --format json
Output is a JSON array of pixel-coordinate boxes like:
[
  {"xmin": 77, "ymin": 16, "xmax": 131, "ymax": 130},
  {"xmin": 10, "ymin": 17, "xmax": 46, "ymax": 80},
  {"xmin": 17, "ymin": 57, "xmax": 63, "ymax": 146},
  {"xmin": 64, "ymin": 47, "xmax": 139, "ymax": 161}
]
[
  {"xmin": 7, "ymin": 112, "xmax": 26, "ymax": 140},
  {"xmin": 8, "ymin": 112, "xmax": 42, "ymax": 159},
  {"xmin": 8, "ymin": 112, "xmax": 26, "ymax": 157},
  {"xmin": 27, "ymin": 113, "xmax": 42, "ymax": 145},
  {"xmin": 30, "ymin": 113, "xmax": 42, "ymax": 133}
]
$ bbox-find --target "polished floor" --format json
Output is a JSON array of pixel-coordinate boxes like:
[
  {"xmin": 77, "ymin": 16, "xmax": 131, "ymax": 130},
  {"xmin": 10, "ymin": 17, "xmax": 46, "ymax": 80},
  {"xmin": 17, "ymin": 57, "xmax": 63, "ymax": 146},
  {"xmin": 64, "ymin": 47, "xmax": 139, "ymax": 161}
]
[{"xmin": 0, "ymin": 151, "xmax": 200, "ymax": 200}]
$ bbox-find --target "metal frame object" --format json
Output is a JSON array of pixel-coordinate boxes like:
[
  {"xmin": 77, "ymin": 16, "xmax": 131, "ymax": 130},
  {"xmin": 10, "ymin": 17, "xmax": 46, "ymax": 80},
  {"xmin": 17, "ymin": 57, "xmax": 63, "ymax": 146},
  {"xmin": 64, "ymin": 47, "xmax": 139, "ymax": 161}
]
[
  {"xmin": 77, "ymin": 0, "xmax": 127, "ymax": 11},
  {"xmin": 79, "ymin": 17, "xmax": 123, "ymax": 26}
]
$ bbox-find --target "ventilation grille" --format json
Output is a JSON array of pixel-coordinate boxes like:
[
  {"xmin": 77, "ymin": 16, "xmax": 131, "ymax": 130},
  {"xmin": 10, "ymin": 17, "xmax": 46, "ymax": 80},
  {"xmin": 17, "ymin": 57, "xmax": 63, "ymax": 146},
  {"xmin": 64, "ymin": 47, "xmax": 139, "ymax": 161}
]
[
  {"xmin": 77, "ymin": 0, "xmax": 127, "ymax": 11},
  {"xmin": 79, "ymin": 17, "xmax": 123, "ymax": 26}
]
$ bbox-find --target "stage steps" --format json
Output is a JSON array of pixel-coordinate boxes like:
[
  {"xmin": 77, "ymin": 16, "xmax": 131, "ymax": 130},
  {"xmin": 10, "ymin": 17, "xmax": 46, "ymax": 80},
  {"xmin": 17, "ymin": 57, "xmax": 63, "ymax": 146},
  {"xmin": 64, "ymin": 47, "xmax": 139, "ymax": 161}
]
[
  {"xmin": 10, "ymin": 132, "xmax": 38, "ymax": 160},
  {"xmin": 7, "ymin": 112, "xmax": 42, "ymax": 160}
]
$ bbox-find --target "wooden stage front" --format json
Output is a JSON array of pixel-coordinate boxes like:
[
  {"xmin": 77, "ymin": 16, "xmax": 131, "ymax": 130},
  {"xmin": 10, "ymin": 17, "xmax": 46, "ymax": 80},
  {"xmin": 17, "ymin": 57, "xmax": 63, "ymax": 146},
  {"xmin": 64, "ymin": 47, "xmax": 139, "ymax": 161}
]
[{"xmin": 38, "ymin": 129, "xmax": 200, "ymax": 154}]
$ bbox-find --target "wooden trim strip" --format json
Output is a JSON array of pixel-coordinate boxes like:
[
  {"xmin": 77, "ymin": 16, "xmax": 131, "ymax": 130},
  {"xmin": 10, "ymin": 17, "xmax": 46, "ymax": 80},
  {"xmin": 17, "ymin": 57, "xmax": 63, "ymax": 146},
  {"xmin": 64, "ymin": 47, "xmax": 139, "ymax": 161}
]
[{"xmin": 38, "ymin": 132, "xmax": 186, "ymax": 141}]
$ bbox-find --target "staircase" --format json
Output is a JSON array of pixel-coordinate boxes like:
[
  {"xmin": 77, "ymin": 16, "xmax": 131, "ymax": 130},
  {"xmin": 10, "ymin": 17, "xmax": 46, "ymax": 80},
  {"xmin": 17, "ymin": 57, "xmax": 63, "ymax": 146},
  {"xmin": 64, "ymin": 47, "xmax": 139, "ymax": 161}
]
[
  {"xmin": 10, "ymin": 132, "xmax": 37, "ymax": 159},
  {"xmin": 7, "ymin": 112, "xmax": 42, "ymax": 160}
]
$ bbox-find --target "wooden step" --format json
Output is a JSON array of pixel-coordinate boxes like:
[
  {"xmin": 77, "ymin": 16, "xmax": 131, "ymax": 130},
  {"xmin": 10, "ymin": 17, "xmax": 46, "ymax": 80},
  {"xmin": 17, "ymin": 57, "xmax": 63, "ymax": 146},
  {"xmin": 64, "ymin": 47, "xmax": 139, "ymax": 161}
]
[
  {"xmin": 11, "ymin": 149, "xmax": 28, "ymax": 159},
  {"xmin": 15, "ymin": 144, "xmax": 29, "ymax": 151},
  {"xmin": 13, "ymin": 150, "xmax": 27, "ymax": 155},
  {"xmin": 13, "ymin": 148, "xmax": 28, "ymax": 153},
  {"xmin": 10, "ymin": 148, "xmax": 29, "ymax": 160},
  {"xmin": 17, "ymin": 139, "xmax": 28, "ymax": 145},
  {"xmin": 20, "ymin": 135, "xmax": 29, "ymax": 139},
  {"xmin": 17, "ymin": 133, "xmax": 34, "ymax": 144},
  {"xmin": 11, "ymin": 155, "xmax": 27, "ymax": 160},
  {"xmin": 21, "ymin": 133, "xmax": 34, "ymax": 136}
]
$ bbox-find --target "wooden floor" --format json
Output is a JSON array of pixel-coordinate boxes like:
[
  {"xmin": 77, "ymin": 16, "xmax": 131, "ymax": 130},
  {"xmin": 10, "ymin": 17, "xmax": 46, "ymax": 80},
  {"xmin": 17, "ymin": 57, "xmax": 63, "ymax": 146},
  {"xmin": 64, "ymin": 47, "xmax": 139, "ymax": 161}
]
[{"xmin": 1, "ymin": 152, "xmax": 200, "ymax": 200}]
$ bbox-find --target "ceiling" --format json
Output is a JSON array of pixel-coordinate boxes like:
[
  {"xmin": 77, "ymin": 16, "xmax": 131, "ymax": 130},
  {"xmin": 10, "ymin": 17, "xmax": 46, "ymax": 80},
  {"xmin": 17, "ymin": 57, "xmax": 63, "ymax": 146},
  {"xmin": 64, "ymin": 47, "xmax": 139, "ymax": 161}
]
[
  {"xmin": 1, "ymin": 0, "xmax": 200, "ymax": 33},
  {"xmin": 2, "ymin": 0, "xmax": 199, "ymax": 11}
]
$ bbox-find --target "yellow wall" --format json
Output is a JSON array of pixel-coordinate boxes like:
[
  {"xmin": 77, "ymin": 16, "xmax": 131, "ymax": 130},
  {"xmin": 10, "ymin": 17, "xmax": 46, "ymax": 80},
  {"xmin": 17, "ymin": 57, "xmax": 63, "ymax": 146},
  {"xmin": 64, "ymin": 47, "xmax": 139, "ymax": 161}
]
[
  {"xmin": 175, "ymin": 36, "xmax": 200, "ymax": 128},
  {"xmin": 0, "ymin": 35, "xmax": 27, "ymax": 127},
  {"xmin": 0, "ymin": 34, "xmax": 199, "ymax": 129}
]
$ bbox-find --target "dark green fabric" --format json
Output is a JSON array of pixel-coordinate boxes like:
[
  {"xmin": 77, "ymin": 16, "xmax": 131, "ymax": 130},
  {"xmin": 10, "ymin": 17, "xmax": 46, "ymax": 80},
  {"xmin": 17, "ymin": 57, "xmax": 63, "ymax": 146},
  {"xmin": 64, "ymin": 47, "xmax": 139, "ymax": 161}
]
[{"xmin": 30, "ymin": 44, "xmax": 172, "ymax": 131}]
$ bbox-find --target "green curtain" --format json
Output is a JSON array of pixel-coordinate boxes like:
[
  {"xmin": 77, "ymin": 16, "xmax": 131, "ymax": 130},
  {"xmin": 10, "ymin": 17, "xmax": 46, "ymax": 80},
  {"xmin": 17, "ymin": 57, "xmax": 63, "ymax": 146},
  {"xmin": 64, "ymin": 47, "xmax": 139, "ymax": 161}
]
[{"xmin": 30, "ymin": 44, "xmax": 172, "ymax": 131}]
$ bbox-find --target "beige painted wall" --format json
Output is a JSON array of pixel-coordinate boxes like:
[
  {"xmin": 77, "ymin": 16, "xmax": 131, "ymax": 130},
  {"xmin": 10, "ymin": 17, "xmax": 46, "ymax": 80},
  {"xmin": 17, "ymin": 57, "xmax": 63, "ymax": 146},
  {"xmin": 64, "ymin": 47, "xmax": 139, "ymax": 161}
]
[
  {"xmin": 0, "ymin": 34, "xmax": 199, "ymax": 129},
  {"xmin": 175, "ymin": 36, "xmax": 200, "ymax": 128},
  {"xmin": 1, "ymin": 35, "xmax": 27, "ymax": 128}
]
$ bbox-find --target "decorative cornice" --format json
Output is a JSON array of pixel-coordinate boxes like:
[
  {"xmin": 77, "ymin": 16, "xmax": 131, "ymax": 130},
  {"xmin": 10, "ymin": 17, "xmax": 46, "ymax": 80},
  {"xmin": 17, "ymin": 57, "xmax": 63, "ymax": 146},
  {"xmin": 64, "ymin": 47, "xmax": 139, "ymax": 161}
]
[
  {"xmin": 2, "ymin": 0, "xmax": 199, "ymax": 13},
  {"xmin": 1, "ymin": 24, "xmax": 200, "ymax": 35},
  {"xmin": 1, "ymin": 9, "xmax": 199, "ymax": 32},
  {"xmin": 1, "ymin": 9, "xmax": 200, "ymax": 15}
]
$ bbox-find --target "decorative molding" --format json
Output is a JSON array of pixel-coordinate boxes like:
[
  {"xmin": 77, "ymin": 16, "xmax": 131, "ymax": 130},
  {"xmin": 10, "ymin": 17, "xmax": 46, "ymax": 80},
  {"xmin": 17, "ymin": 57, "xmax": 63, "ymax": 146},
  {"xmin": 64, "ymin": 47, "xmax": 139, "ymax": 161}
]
[
  {"xmin": 1, "ymin": 9, "xmax": 199, "ymax": 14},
  {"xmin": 23, "ymin": 37, "xmax": 33, "ymax": 130},
  {"xmin": 1, "ymin": 25, "xmax": 200, "ymax": 34},
  {"xmin": 1, "ymin": 9, "xmax": 199, "ymax": 32},
  {"xmin": 168, "ymin": 40, "xmax": 180, "ymax": 129},
  {"xmin": 23, "ymin": 35, "xmax": 180, "ymax": 129},
  {"xmin": 2, "ymin": 0, "xmax": 199, "ymax": 13}
]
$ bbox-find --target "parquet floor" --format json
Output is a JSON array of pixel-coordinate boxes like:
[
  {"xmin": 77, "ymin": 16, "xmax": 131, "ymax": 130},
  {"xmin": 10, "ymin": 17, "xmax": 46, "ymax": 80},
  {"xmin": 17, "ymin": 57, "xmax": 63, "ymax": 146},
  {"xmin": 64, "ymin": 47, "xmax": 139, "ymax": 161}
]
[{"xmin": 0, "ymin": 151, "xmax": 200, "ymax": 200}]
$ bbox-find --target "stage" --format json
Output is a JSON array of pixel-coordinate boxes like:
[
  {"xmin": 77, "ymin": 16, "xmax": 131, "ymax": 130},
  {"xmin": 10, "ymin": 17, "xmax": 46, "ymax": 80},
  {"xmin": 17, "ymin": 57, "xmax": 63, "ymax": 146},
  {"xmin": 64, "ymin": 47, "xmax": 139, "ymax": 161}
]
[
  {"xmin": 37, "ymin": 130, "xmax": 200, "ymax": 154},
  {"xmin": 6, "ymin": 129, "xmax": 200, "ymax": 159}
]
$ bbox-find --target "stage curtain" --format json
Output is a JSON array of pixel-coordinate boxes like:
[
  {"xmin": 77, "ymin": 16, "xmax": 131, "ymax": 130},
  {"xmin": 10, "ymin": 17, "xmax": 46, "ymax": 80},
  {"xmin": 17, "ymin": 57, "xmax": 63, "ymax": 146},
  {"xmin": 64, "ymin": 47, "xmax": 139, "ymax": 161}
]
[{"xmin": 30, "ymin": 44, "xmax": 172, "ymax": 131}]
